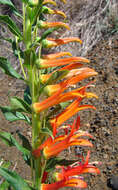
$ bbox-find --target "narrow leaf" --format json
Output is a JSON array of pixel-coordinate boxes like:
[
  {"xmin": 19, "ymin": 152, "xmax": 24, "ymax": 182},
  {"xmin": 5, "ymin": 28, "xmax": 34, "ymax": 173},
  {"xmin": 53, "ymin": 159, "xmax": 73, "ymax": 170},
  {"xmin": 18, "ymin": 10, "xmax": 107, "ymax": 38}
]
[
  {"xmin": 10, "ymin": 97, "xmax": 32, "ymax": 113},
  {"xmin": 0, "ymin": 168, "xmax": 32, "ymax": 190},
  {"xmin": 0, "ymin": 57, "xmax": 23, "ymax": 79},
  {"xmin": 0, "ymin": 0, "xmax": 22, "ymax": 18},
  {"xmin": 0, "ymin": 106, "xmax": 31, "ymax": 124},
  {"xmin": 0, "ymin": 15, "xmax": 22, "ymax": 38}
]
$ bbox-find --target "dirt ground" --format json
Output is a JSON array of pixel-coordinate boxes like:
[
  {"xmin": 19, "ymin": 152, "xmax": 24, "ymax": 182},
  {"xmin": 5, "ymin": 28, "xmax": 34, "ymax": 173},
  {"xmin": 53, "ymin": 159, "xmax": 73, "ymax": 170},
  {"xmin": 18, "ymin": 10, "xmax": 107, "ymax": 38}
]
[
  {"xmin": 0, "ymin": 1, "xmax": 118, "ymax": 190},
  {"xmin": 0, "ymin": 35, "xmax": 118, "ymax": 190}
]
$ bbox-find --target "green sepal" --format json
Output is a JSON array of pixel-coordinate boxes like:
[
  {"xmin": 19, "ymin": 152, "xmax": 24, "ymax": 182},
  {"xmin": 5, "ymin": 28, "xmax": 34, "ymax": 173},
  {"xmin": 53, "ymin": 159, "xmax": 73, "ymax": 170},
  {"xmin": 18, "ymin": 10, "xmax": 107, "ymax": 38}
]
[
  {"xmin": 9, "ymin": 96, "xmax": 32, "ymax": 113},
  {"xmin": 0, "ymin": 15, "xmax": 22, "ymax": 39},
  {"xmin": 0, "ymin": 167, "xmax": 32, "ymax": 190},
  {"xmin": 46, "ymin": 70, "xmax": 69, "ymax": 85},
  {"xmin": 40, "ymin": 27, "xmax": 57, "ymax": 42},
  {"xmin": 0, "ymin": 57, "xmax": 23, "ymax": 79},
  {"xmin": 0, "ymin": 106, "xmax": 31, "ymax": 124}
]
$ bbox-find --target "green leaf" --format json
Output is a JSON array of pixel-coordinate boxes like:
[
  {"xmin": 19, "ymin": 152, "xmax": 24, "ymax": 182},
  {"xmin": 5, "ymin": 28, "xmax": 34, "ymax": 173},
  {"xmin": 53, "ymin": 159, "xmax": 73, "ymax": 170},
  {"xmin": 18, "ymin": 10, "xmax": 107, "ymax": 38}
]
[
  {"xmin": 11, "ymin": 40, "xmax": 24, "ymax": 59},
  {"xmin": 0, "ymin": 131, "xmax": 30, "ymax": 156},
  {"xmin": 10, "ymin": 97, "xmax": 32, "ymax": 113},
  {"xmin": 0, "ymin": 0, "xmax": 22, "ymax": 18},
  {"xmin": 17, "ymin": 131, "xmax": 31, "ymax": 151},
  {"xmin": 41, "ymin": 128, "xmax": 54, "ymax": 139},
  {"xmin": 0, "ymin": 15, "xmax": 22, "ymax": 38},
  {"xmin": 0, "ymin": 168, "xmax": 32, "ymax": 190},
  {"xmin": 0, "ymin": 57, "xmax": 23, "ymax": 79},
  {"xmin": 0, "ymin": 180, "xmax": 10, "ymax": 190},
  {"xmin": 0, "ymin": 106, "xmax": 31, "ymax": 124},
  {"xmin": 24, "ymin": 86, "xmax": 32, "ymax": 105}
]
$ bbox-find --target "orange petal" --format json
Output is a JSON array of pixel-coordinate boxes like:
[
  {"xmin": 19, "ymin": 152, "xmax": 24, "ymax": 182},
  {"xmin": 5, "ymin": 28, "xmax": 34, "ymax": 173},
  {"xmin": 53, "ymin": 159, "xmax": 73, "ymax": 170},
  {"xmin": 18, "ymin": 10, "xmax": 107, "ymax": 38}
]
[
  {"xmin": 51, "ymin": 10, "xmax": 66, "ymax": 18},
  {"xmin": 64, "ymin": 178, "xmax": 87, "ymax": 188},
  {"xmin": 43, "ymin": 0, "xmax": 57, "ymax": 6},
  {"xmin": 82, "ymin": 167, "xmax": 100, "ymax": 174},
  {"xmin": 69, "ymin": 139, "xmax": 93, "ymax": 147},
  {"xmin": 42, "ymin": 37, "xmax": 82, "ymax": 48},
  {"xmin": 39, "ymin": 21, "xmax": 70, "ymax": 30},
  {"xmin": 50, "ymin": 101, "xmax": 96, "ymax": 128},
  {"xmin": 38, "ymin": 57, "xmax": 89, "ymax": 68},
  {"xmin": 33, "ymin": 81, "xmax": 68, "ymax": 113},
  {"xmin": 60, "ymin": 63, "xmax": 83, "ymax": 70},
  {"xmin": 60, "ymin": 0, "xmax": 66, "ymax": 3},
  {"xmin": 42, "ymin": 52, "xmax": 72, "ymax": 59}
]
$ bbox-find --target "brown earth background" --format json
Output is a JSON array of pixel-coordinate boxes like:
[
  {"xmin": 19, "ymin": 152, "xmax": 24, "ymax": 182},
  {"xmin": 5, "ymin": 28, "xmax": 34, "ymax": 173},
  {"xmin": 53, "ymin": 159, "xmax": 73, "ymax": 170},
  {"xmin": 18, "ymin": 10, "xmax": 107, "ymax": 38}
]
[{"xmin": 0, "ymin": 0, "xmax": 118, "ymax": 189}]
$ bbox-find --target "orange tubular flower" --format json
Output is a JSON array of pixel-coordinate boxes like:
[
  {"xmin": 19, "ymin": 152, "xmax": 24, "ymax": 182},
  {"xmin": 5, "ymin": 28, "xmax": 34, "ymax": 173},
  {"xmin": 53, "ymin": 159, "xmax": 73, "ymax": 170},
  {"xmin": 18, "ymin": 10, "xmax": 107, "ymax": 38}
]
[
  {"xmin": 42, "ymin": 37, "xmax": 82, "ymax": 48},
  {"xmin": 54, "ymin": 151, "xmax": 100, "ymax": 182},
  {"xmin": 37, "ymin": 57, "xmax": 89, "ymax": 69},
  {"xmin": 42, "ymin": 51, "xmax": 72, "ymax": 59},
  {"xmin": 32, "ymin": 119, "xmax": 93, "ymax": 159},
  {"xmin": 41, "ymin": 177, "xmax": 87, "ymax": 190},
  {"xmin": 38, "ymin": 21, "xmax": 70, "ymax": 30},
  {"xmin": 46, "ymin": 8, "xmax": 66, "ymax": 18},
  {"xmin": 50, "ymin": 99, "xmax": 96, "ymax": 128},
  {"xmin": 33, "ymin": 68, "xmax": 97, "ymax": 113}
]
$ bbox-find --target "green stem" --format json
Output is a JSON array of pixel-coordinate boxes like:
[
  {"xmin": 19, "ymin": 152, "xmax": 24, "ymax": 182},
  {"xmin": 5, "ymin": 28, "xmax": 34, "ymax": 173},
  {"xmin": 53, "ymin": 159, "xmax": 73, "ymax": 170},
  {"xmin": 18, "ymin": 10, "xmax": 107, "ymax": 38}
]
[{"xmin": 16, "ymin": 37, "xmax": 27, "ymax": 80}]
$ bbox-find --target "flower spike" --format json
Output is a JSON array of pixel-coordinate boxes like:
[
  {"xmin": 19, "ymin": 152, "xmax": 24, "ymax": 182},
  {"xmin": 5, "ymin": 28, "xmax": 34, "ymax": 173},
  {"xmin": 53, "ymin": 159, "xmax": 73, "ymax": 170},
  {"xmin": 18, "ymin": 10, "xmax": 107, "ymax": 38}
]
[{"xmin": 32, "ymin": 119, "xmax": 93, "ymax": 159}]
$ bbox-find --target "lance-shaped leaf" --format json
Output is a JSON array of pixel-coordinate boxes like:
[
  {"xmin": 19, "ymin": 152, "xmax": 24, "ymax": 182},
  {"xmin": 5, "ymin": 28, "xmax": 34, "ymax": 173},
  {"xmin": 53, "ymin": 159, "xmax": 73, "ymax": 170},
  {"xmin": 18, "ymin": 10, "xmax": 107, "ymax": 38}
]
[
  {"xmin": 0, "ymin": 131, "xmax": 30, "ymax": 155},
  {"xmin": 0, "ymin": 15, "xmax": 22, "ymax": 38},
  {"xmin": 0, "ymin": 57, "xmax": 23, "ymax": 79},
  {"xmin": 9, "ymin": 96, "xmax": 32, "ymax": 113},
  {"xmin": 0, "ymin": 0, "xmax": 22, "ymax": 18},
  {"xmin": 0, "ymin": 106, "xmax": 31, "ymax": 124},
  {"xmin": 36, "ymin": 57, "xmax": 89, "ymax": 69},
  {"xmin": 0, "ymin": 168, "xmax": 32, "ymax": 190}
]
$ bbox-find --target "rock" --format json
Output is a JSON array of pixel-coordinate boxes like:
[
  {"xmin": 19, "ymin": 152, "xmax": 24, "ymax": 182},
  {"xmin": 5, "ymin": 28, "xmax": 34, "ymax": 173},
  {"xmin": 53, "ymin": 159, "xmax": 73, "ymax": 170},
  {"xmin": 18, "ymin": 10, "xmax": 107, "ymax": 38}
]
[{"xmin": 107, "ymin": 176, "xmax": 118, "ymax": 190}]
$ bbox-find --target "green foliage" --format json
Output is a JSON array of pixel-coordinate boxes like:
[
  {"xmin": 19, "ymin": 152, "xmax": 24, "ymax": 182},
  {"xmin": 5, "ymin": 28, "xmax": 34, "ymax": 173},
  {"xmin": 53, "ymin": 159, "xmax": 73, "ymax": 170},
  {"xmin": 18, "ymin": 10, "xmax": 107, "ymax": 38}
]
[
  {"xmin": 9, "ymin": 96, "xmax": 32, "ymax": 113},
  {"xmin": 0, "ymin": 106, "xmax": 31, "ymax": 124},
  {"xmin": 0, "ymin": 168, "xmax": 32, "ymax": 190},
  {"xmin": 0, "ymin": 57, "xmax": 23, "ymax": 79},
  {"xmin": 0, "ymin": 15, "xmax": 22, "ymax": 38},
  {"xmin": 0, "ymin": 0, "xmax": 22, "ymax": 18}
]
